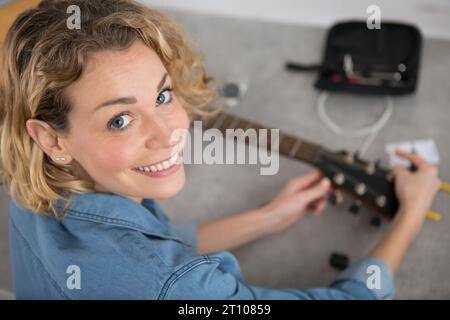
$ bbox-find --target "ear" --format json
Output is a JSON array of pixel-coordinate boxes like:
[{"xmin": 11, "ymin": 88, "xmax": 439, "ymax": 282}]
[{"xmin": 25, "ymin": 119, "xmax": 72, "ymax": 165}]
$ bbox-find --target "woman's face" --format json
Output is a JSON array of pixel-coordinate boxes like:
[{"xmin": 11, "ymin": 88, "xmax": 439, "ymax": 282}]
[{"xmin": 61, "ymin": 40, "xmax": 190, "ymax": 203}]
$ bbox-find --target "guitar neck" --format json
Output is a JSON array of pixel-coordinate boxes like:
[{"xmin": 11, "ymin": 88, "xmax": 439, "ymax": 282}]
[{"xmin": 192, "ymin": 112, "xmax": 323, "ymax": 165}]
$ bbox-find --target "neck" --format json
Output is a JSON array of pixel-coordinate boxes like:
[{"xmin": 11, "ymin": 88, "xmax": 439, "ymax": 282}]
[{"xmin": 192, "ymin": 111, "xmax": 322, "ymax": 164}]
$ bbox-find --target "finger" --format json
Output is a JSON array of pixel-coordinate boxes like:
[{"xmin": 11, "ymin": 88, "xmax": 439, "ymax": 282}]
[
  {"xmin": 395, "ymin": 149, "xmax": 426, "ymax": 167},
  {"xmin": 309, "ymin": 198, "xmax": 327, "ymax": 215},
  {"xmin": 307, "ymin": 197, "xmax": 323, "ymax": 210},
  {"xmin": 300, "ymin": 177, "xmax": 331, "ymax": 204},
  {"xmin": 286, "ymin": 170, "xmax": 322, "ymax": 193},
  {"xmin": 393, "ymin": 164, "xmax": 408, "ymax": 177}
]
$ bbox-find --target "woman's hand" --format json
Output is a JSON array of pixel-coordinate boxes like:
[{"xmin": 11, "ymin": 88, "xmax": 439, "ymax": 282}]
[
  {"xmin": 371, "ymin": 150, "xmax": 441, "ymax": 272},
  {"xmin": 198, "ymin": 170, "xmax": 338, "ymax": 254},
  {"xmin": 393, "ymin": 149, "xmax": 441, "ymax": 234},
  {"xmin": 260, "ymin": 170, "xmax": 336, "ymax": 234}
]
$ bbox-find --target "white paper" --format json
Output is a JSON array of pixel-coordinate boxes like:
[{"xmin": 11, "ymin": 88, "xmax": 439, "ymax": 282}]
[{"xmin": 385, "ymin": 139, "xmax": 440, "ymax": 168}]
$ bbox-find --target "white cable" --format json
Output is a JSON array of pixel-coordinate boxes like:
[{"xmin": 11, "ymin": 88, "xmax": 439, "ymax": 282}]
[{"xmin": 316, "ymin": 91, "xmax": 393, "ymax": 156}]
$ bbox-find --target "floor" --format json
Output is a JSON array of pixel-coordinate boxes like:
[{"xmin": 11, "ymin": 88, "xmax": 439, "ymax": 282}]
[
  {"xmin": 144, "ymin": 0, "xmax": 450, "ymax": 40},
  {"xmin": 1, "ymin": 5, "xmax": 450, "ymax": 299}
]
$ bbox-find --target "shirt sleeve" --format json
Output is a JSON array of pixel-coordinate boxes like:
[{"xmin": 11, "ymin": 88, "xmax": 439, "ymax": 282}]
[
  {"xmin": 159, "ymin": 252, "xmax": 395, "ymax": 300},
  {"xmin": 329, "ymin": 256, "xmax": 395, "ymax": 300}
]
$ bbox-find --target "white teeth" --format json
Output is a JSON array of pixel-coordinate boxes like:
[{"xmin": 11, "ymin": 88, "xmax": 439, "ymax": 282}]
[
  {"xmin": 137, "ymin": 152, "xmax": 182, "ymax": 172},
  {"xmin": 161, "ymin": 161, "xmax": 170, "ymax": 169},
  {"xmin": 169, "ymin": 153, "xmax": 178, "ymax": 165}
]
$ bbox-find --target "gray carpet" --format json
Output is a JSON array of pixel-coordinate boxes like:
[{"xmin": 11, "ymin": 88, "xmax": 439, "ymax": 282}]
[{"xmin": 1, "ymin": 8, "xmax": 449, "ymax": 299}]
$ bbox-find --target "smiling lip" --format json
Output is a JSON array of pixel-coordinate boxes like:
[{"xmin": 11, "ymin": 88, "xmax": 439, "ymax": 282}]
[
  {"xmin": 133, "ymin": 161, "xmax": 181, "ymax": 178},
  {"xmin": 132, "ymin": 151, "xmax": 182, "ymax": 178}
]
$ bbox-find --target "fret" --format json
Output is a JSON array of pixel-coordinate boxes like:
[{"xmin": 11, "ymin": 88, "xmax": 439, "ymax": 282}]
[
  {"xmin": 289, "ymin": 140, "xmax": 302, "ymax": 158},
  {"xmin": 279, "ymin": 135, "xmax": 297, "ymax": 156},
  {"xmin": 294, "ymin": 141, "xmax": 320, "ymax": 163}
]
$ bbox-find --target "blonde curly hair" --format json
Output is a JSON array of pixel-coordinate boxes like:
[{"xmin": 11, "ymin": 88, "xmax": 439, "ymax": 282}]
[{"xmin": 0, "ymin": 0, "xmax": 220, "ymax": 218}]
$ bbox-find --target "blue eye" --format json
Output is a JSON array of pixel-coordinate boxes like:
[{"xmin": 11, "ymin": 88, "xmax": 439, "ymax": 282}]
[
  {"xmin": 156, "ymin": 88, "xmax": 173, "ymax": 106},
  {"xmin": 109, "ymin": 113, "xmax": 132, "ymax": 130}
]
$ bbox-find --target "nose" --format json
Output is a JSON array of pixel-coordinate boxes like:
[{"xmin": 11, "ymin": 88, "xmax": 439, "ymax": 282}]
[{"xmin": 144, "ymin": 115, "xmax": 178, "ymax": 150}]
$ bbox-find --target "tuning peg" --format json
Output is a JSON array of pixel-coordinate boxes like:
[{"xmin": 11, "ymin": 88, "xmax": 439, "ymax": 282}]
[
  {"xmin": 348, "ymin": 200, "xmax": 361, "ymax": 215},
  {"xmin": 370, "ymin": 216, "xmax": 382, "ymax": 228},
  {"xmin": 328, "ymin": 190, "xmax": 343, "ymax": 206},
  {"xmin": 328, "ymin": 193, "xmax": 337, "ymax": 205},
  {"xmin": 329, "ymin": 252, "xmax": 349, "ymax": 270},
  {"xmin": 328, "ymin": 190, "xmax": 341, "ymax": 205}
]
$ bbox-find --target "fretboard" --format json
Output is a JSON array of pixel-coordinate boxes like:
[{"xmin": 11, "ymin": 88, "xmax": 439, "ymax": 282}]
[{"xmin": 191, "ymin": 112, "xmax": 322, "ymax": 164}]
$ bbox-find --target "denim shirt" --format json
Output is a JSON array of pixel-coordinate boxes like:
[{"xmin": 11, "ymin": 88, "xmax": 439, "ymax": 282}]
[{"xmin": 8, "ymin": 192, "xmax": 395, "ymax": 299}]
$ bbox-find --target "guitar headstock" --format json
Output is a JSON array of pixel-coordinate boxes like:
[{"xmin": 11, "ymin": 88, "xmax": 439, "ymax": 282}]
[{"xmin": 312, "ymin": 148, "xmax": 399, "ymax": 218}]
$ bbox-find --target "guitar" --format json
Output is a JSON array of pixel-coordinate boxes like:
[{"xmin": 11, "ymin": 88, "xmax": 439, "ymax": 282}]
[{"xmin": 191, "ymin": 111, "xmax": 399, "ymax": 219}]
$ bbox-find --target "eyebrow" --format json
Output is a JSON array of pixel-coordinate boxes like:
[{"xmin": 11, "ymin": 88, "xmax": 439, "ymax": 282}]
[{"xmin": 94, "ymin": 72, "xmax": 169, "ymax": 112}]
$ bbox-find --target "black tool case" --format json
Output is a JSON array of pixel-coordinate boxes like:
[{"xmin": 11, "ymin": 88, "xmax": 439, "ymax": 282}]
[{"xmin": 314, "ymin": 21, "xmax": 422, "ymax": 95}]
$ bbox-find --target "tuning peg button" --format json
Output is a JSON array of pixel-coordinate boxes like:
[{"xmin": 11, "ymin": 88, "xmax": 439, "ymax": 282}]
[
  {"xmin": 345, "ymin": 153, "xmax": 354, "ymax": 164},
  {"xmin": 333, "ymin": 173, "xmax": 345, "ymax": 186},
  {"xmin": 355, "ymin": 183, "xmax": 367, "ymax": 195},
  {"xmin": 376, "ymin": 195, "xmax": 386, "ymax": 207},
  {"xmin": 365, "ymin": 163, "xmax": 376, "ymax": 175}
]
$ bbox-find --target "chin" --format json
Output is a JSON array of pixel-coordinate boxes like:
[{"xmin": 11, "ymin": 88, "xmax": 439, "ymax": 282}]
[
  {"xmin": 151, "ymin": 183, "xmax": 185, "ymax": 200},
  {"xmin": 146, "ymin": 173, "xmax": 186, "ymax": 200}
]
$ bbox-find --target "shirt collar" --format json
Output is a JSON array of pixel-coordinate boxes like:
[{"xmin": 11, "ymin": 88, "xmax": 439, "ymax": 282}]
[{"xmin": 55, "ymin": 192, "xmax": 183, "ymax": 243}]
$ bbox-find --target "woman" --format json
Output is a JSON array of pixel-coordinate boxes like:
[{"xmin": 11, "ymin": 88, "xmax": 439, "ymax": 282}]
[{"xmin": 0, "ymin": 0, "xmax": 440, "ymax": 299}]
